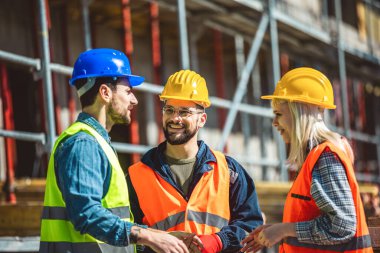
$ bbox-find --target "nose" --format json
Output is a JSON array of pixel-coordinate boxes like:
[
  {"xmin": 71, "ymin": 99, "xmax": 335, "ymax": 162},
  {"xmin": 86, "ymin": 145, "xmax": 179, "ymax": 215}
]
[
  {"xmin": 171, "ymin": 112, "xmax": 182, "ymax": 121},
  {"xmin": 272, "ymin": 117, "xmax": 278, "ymax": 127},
  {"xmin": 131, "ymin": 92, "xmax": 138, "ymax": 105}
]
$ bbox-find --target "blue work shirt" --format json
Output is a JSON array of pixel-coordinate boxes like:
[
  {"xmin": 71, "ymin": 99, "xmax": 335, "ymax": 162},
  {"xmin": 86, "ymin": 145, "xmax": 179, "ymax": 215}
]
[
  {"xmin": 55, "ymin": 112, "xmax": 134, "ymax": 246},
  {"xmin": 127, "ymin": 140, "xmax": 264, "ymax": 253}
]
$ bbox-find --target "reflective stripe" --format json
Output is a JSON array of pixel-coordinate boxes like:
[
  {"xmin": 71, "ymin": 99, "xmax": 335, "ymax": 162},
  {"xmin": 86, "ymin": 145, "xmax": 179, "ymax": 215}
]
[
  {"xmin": 150, "ymin": 210, "xmax": 229, "ymax": 231},
  {"xmin": 187, "ymin": 210, "xmax": 228, "ymax": 229},
  {"xmin": 42, "ymin": 206, "xmax": 130, "ymax": 220},
  {"xmin": 284, "ymin": 234, "xmax": 372, "ymax": 251},
  {"xmin": 152, "ymin": 211, "xmax": 186, "ymax": 230},
  {"xmin": 41, "ymin": 206, "xmax": 68, "ymax": 220},
  {"xmin": 39, "ymin": 241, "xmax": 134, "ymax": 253},
  {"xmin": 290, "ymin": 193, "xmax": 311, "ymax": 201}
]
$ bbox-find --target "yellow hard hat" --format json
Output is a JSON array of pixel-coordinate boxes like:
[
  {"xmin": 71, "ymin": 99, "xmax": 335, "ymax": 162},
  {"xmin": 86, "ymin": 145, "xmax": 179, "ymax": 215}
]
[
  {"xmin": 261, "ymin": 67, "xmax": 336, "ymax": 109},
  {"xmin": 159, "ymin": 70, "xmax": 211, "ymax": 108}
]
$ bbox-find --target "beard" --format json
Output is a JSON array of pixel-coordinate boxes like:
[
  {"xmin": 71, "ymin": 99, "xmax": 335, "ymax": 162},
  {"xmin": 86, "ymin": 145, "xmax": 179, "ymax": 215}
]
[
  {"xmin": 163, "ymin": 122, "xmax": 197, "ymax": 145},
  {"xmin": 107, "ymin": 102, "xmax": 131, "ymax": 125}
]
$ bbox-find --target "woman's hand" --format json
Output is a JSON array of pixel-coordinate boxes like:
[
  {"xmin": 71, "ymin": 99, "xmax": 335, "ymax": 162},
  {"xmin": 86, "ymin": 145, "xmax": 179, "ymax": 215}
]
[
  {"xmin": 241, "ymin": 223, "xmax": 296, "ymax": 252},
  {"xmin": 240, "ymin": 225, "xmax": 270, "ymax": 253},
  {"xmin": 256, "ymin": 223, "xmax": 296, "ymax": 249}
]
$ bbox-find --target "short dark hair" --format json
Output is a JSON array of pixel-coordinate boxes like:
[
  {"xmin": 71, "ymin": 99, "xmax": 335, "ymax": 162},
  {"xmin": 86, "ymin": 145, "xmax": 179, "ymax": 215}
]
[{"xmin": 74, "ymin": 77, "xmax": 118, "ymax": 108}]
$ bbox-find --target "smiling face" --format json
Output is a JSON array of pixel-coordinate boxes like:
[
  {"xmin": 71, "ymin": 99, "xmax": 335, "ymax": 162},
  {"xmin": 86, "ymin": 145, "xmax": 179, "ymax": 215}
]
[
  {"xmin": 162, "ymin": 99, "xmax": 206, "ymax": 145},
  {"xmin": 107, "ymin": 79, "xmax": 138, "ymax": 125},
  {"xmin": 272, "ymin": 102, "xmax": 293, "ymax": 144}
]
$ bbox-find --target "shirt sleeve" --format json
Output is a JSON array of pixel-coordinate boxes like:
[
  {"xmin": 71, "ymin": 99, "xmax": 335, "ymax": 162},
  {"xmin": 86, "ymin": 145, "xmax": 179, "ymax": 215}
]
[
  {"xmin": 55, "ymin": 133, "xmax": 133, "ymax": 246},
  {"xmin": 217, "ymin": 156, "xmax": 264, "ymax": 253},
  {"xmin": 295, "ymin": 149, "xmax": 357, "ymax": 245}
]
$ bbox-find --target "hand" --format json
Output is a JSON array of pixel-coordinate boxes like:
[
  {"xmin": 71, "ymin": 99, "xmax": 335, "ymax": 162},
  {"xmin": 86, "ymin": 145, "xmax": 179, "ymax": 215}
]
[
  {"xmin": 169, "ymin": 231, "xmax": 204, "ymax": 253},
  {"xmin": 137, "ymin": 227, "xmax": 190, "ymax": 253},
  {"xmin": 240, "ymin": 225, "xmax": 270, "ymax": 253},
  {"xmin": 249, "ymin": 223, "xmax": 296, "ymax": 250}
]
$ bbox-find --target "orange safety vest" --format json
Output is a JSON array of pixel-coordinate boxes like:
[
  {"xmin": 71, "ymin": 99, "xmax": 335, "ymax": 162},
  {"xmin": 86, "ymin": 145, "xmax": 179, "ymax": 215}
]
[
  {"xmin": 128, "ymin": 149, "xmax": 230, "ymax": 235},
  {"xmin": 280, "ymin": 142, "xmax": 373, "ymax": 253}
]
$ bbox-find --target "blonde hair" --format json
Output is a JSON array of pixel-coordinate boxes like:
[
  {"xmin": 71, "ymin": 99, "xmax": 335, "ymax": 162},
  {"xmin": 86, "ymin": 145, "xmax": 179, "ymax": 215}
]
[{"xmin": 272, "ymin": 99, "xmax": 354, "ymax": 170}]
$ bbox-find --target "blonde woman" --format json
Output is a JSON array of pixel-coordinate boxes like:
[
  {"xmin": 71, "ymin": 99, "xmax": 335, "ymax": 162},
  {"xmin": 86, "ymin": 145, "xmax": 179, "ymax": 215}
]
[{"xmin": 241, "ymin": 67, "xmax": 373, "ymax": 253}]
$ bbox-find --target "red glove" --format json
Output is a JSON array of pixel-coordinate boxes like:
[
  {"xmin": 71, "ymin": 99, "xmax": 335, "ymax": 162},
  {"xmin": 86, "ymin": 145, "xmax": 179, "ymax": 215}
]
[{"xmin": 199, "ymin": 234, "xmax": 223, "ymax": 253}]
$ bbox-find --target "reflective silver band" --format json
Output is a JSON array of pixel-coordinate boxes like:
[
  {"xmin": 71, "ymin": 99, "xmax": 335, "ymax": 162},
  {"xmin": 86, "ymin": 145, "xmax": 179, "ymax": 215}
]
[
  {"xmin": 187, "ymin": 210, "xmax": 228, "ymax": 229},
  {"xmin": 151, "ymin": 210, "xmax": 228, "ymax": 231},
  {"xmin": 152, "ymin": 211, "xmax": 186, "ymax": 230},
  {"xmin": 41, "ymin": 206, "xmax": 130, "ymax": 220}
]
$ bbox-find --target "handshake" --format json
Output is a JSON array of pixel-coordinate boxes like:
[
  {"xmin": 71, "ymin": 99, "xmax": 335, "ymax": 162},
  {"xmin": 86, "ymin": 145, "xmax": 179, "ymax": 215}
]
[{"xmin": 137, "ymin": 227, "xmax": 223, "ymax": 253}]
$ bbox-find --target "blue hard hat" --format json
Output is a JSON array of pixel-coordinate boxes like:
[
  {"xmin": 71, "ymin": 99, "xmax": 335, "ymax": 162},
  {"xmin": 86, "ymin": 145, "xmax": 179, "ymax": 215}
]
[{"xmin": 69, "ymin": 48, "xmax": 144, "ymax": 87}]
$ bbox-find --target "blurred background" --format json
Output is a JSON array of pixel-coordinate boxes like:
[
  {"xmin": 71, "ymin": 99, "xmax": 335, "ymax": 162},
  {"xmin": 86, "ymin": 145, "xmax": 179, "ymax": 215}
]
[{"xmin": 0, "ymin": 0, "xmax": 379, "ymax": 252}]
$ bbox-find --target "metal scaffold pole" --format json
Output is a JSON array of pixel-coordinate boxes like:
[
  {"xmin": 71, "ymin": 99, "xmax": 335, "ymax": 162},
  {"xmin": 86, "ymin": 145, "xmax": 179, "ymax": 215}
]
[
  {"xmin": 38, "ymin": 0, "xmax": 56, "ymax": 152},
  {"xmin": 81, "ymin": 0, "xmax": 92, "ymax": 50},
  {"xmin": 217, "ymin": 13, "xmax": 269, "ymax": 151},
  {"xmin": 334, "ymin": 0, "xmax": 351, "ymax": 139},
  {"xmin": 177, "ymin": 0, "xmax": 190, "ymax": 69},
  {"xmin": 269, "ymin": 0, "xmax": 287, "ymax": 180}
]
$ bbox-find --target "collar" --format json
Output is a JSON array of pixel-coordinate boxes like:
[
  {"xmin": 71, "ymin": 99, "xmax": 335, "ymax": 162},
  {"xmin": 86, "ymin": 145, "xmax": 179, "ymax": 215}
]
[
  {"xmin": 76, "ymin": 112, "xmax": 111, "ymax": 144},
  {"xmin": 141, "ymin": 140, "xmax": 217, "ymax": 174}
]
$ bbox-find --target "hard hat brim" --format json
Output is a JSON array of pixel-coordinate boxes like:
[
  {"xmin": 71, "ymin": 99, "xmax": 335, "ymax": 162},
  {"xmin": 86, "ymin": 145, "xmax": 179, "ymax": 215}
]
[
  {"xmin": 159, "ymin": 95, "xmax": 211, "ymax": 108},
  {"xmin": 69, "ymin": 74, "xmax": 144, "ymax": 87},
  {"xmin": 128, "ymin": 75, "xmax": 145, "ymax": 87},
  {"xmin": 261, "ymin": 95, "xmax": 336, "ymax": 109}
]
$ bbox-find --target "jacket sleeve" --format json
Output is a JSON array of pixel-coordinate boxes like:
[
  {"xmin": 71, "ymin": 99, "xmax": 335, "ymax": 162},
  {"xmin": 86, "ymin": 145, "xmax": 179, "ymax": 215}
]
[{"xmin": 216, "ymin": 156, "xmax": 264, "ymax": 253}]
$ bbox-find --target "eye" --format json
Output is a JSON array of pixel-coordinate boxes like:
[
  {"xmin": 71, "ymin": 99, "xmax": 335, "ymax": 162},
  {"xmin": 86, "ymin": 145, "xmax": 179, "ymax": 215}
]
[
  {"xmin": 179, "ymin": 109, "xmax": 191, "ymax": 117},
  {"xmin": 163, "ymin": 106, "xmax": 175, "ymax": 115}
]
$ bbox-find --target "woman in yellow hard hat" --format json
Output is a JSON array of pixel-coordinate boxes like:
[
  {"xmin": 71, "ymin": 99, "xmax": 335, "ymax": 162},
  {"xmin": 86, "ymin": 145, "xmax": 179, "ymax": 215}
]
[{"xmin": 241, "ymin": 67, "xmax": 373, "ymax": 253}]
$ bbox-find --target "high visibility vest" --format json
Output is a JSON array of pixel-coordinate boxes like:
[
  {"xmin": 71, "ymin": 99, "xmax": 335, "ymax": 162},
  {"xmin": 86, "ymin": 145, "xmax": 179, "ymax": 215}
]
[
  {"xmin": 128, "ymin": 149, "xmax": 230, "ymax": 235},
  {"xmin": 280, "ymin": 142, "xmax": 373, "ymax": 253},
  {"xmin": 40, "ymin": 122, "xmax": 135, "ymax": 253}
]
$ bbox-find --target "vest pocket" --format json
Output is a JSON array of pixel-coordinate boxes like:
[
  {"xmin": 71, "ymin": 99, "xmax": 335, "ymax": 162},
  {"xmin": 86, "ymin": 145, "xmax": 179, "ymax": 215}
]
[{"xmin": 291, "ymin": 193, "xmax": 311, "ymax": 201}]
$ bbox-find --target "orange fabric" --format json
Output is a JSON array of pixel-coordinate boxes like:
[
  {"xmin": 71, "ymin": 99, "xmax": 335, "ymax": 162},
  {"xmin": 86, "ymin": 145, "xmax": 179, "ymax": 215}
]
[
  {"xmin": 128, "ymin": 149, "xmax": 230, "ymax": 235},
  {"xmin": 280, "ymin": 142, "xmax": 373, "ymax": 253}
]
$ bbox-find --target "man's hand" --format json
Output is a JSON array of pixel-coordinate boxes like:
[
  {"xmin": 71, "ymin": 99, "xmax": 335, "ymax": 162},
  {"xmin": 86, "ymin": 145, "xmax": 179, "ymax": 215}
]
[
  {"xmin": 132, "ymin": 226, "xmax": 189, "ymax": 253},
  {"xmin": 169, "ymin": 231, "xmax": 204, "ymax": 253}
]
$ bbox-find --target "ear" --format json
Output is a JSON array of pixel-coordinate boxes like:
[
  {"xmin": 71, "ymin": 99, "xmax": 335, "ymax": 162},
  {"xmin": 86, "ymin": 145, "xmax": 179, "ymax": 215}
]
[
  {"xmin": 98, "ymin": 84, "xmax": 112, "ymax": 103},
  {"xmin": 197, "ymin": 112, "xmax": 207, "ymax": 128}
]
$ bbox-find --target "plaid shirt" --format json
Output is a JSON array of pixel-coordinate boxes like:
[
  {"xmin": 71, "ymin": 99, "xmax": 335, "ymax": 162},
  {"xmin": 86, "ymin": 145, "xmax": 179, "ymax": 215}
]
[{"xmin": 295, "ymin": 149, "xmax": 357, "ymax": 245}]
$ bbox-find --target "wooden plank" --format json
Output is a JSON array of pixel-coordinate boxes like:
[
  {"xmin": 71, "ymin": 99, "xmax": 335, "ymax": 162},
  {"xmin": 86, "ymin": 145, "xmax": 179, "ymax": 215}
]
[{"xmin": 0, "ymin": 202, "xmax": 43, "ymax": 236}]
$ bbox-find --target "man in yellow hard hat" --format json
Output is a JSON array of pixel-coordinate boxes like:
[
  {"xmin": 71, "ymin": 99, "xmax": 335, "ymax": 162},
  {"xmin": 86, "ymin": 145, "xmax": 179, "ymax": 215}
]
[{"xmin": 127, "ymin": 70, "xmax": 264, "ymax": 253}]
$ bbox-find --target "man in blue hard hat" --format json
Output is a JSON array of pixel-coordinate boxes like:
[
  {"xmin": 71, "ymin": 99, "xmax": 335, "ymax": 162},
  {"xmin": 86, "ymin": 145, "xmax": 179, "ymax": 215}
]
[{"xmin": 39, "ymin": 48, "xmax": 198, "ymax": 253}]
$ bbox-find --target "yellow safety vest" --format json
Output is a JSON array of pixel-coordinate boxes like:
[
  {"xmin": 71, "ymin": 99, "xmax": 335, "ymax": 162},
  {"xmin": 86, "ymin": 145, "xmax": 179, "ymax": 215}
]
[{"xmin": 40, "ymin": 122, "xmax": 135, "ymax": 253}]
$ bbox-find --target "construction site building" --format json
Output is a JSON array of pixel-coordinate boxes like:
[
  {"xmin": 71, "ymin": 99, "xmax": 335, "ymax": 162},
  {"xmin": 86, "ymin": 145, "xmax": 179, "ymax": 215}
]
[{"xmin": 0, "ymin": 0, "xmax": 380, "ymax": 252}]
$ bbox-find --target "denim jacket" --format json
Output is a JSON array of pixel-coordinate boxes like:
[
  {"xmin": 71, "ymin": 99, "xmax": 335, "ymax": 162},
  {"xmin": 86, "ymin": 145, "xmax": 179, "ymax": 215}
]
[
  {"xmin": 54, "ymin": 112, "xmax": 134, "ymax": 246},
  {"xmin": 127, "ymin": 140, "xmax": 263, "ymax": 252}
]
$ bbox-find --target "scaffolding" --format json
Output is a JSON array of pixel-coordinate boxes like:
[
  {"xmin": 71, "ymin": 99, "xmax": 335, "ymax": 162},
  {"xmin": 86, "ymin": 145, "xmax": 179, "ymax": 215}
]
[{"xmin": 0, "ymin": 0, "xmax": 380, "ymax": 200}]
